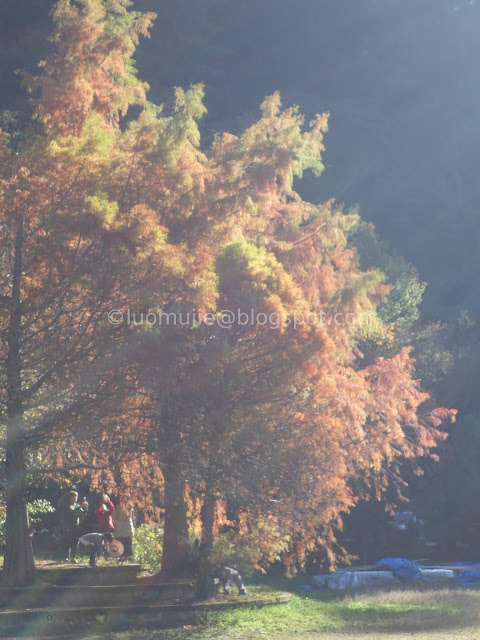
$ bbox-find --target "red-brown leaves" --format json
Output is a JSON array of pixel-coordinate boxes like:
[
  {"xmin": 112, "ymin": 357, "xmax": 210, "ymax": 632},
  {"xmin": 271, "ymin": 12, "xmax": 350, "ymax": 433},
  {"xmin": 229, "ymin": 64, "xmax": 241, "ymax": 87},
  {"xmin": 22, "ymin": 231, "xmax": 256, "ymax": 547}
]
[{"xmin": 22, "ymin": 0, "xmax": 155, "ymax": 135}]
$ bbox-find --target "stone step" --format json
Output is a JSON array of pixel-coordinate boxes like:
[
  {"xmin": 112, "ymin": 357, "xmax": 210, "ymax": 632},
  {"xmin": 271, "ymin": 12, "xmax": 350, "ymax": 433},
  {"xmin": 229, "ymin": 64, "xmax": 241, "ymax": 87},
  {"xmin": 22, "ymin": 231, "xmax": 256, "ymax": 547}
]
[
  {"xmin": 0, "ymin": 580, "xmax": 195, "ymax": 609},
  {"xmin": 34, "ymin": 563, "xmax": 142, "ymax": 586},
  {"xmin": 0, "ymin": 592, "xmax": 292, "ymax": 637}
]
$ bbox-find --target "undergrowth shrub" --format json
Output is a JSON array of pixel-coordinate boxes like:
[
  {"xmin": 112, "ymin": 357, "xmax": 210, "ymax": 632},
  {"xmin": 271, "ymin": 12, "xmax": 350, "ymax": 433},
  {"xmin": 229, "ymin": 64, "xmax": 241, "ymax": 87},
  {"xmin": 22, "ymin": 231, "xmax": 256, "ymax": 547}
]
[
  {"xmin": 0, "ymin": 499, "xmax": 55, "ymax": 549},
  {"xmin": 132, "ymin": 523, "xmax": 164, "ymax": 573}
]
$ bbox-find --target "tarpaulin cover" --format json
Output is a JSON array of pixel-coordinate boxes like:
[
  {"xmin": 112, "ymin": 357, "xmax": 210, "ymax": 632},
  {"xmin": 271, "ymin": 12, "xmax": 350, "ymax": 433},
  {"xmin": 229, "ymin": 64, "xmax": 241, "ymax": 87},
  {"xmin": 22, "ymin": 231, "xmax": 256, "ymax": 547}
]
[
  {"xmin": 312, "ymin": 570, "xmax": 398, "ymax": 591},
  {"xmin": 375, "ymin": 558, "xmax": 480, "ymax": 586},
  {"xmin": 312, "ymin": 558, "xmax": 455, "ymax": 591},
  {"xmin": 375, "ymin": 557, "xmax": 421, "ymax": 580},
  {"xmin": 447, "ymin": 562, "xmax": 480, "ymax": 586}
]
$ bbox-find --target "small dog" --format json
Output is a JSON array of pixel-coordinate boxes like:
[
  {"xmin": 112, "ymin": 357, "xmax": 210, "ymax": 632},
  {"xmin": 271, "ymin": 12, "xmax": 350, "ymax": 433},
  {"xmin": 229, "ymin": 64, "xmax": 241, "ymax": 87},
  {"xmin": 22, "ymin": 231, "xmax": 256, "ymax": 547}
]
[
  {"xmin": 189, "ymin": 539, "xmax": 248, "ymax": 595},
  {"xmin": 212, "ymin": 565, "xmax": 247, "ymax": 595}
]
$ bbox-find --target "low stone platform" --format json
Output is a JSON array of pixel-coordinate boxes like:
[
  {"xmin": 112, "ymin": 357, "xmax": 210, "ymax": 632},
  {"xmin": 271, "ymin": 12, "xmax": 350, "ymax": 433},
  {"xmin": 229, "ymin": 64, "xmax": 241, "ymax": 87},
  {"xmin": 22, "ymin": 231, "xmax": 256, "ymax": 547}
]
[{"xmin": 0, "ymin": 592, "xmax": 292, "ymax": 637}]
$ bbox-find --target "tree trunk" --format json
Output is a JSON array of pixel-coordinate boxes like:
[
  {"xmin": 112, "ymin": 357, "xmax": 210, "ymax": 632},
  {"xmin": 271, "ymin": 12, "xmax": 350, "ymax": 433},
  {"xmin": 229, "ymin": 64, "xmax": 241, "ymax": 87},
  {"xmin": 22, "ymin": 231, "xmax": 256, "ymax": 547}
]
[
  {"xmin": 3, "ymin": 446, "xmax": 34, "ymax": 587},
  {"xmin": 195, "ymin": 490, "xmax": 217, "ymax": 599},
  {"xmin": 200, "ymin": 491, "xmax": 216, "ymax": 553},
  {"xmin": 2, "ymin": 210, "xmax": 35, "ymax": 587},
  {"xmin": 161, "ymin": 462, "xmax": 191, "ymax": 576}
]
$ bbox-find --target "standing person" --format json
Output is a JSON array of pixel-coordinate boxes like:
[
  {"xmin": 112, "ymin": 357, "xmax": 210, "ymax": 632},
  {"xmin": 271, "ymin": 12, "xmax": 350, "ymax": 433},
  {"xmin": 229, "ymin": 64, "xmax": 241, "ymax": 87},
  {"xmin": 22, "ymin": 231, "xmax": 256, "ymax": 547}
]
[
  {"xmin": 113, "ymin": 497, "xmax": 135, "ymax": 560},
  {"xmin": 95, "ymin": 493, "xmax": 115, "ymax": 532},
  {"xmin": 58, "ymin": 491, "xmax": 88, "ymax": 563},
  {"xmin": 79, "ymin": 532, "xmax": 114, "ymax": 567}
]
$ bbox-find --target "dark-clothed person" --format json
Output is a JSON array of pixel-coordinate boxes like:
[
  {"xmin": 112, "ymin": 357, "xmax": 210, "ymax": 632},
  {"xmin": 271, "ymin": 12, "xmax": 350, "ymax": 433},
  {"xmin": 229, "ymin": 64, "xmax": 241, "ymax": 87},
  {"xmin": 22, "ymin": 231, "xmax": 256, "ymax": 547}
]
[{"xmin": 58, "ymin": 491, "xmax": 88, "ymax": 563}]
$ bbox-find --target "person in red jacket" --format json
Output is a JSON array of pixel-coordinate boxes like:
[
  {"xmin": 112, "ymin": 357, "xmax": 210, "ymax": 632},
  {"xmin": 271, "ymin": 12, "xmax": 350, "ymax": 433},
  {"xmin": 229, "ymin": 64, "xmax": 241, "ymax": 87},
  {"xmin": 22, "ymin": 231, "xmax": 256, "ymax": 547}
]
[{"xmin": 95, "ymin": 493, "xmax": 115, "ymax": 532}]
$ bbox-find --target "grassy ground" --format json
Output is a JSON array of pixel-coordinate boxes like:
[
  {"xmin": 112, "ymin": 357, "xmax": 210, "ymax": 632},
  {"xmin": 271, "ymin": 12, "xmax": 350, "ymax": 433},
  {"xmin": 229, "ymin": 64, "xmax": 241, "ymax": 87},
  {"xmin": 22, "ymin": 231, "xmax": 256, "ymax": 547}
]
[
  {"xmin": 3, "ymin": 565, "xmax": 480, "ymax": 639},
  {"xmin": 79, "ymin": 576, "xmax": 480, "ymax": 640}
]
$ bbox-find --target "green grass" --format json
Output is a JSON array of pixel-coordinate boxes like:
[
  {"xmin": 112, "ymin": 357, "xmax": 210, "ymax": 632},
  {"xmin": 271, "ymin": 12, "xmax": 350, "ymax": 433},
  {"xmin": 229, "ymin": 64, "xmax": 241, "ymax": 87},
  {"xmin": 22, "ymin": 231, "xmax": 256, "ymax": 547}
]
[{"xmin": 83, "ymin": 576, "xmax": 480, "ymax": 640}]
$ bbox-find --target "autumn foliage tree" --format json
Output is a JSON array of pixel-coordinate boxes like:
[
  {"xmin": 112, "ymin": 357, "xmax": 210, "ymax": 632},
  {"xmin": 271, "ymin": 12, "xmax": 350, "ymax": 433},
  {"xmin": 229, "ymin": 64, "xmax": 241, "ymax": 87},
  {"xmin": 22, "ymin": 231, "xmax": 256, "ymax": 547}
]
[
  {"xmin": 0, "ymin": 0, "xmax": 176, "ymax": 586},
  {"xmin": 85, "ymin": 92, "xmax": 454, "ymax": 588},
  {"xmin": 0, "ymin": 0, "xmax": 454, "ymax": 591}
]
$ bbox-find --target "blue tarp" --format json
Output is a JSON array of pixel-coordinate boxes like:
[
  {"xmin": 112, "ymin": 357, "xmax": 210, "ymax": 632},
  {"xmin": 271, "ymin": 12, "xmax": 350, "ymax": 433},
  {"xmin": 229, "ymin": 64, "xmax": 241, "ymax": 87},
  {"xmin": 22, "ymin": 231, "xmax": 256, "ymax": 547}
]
[
  {"xmin": 447, "ymin": 562, "xmax": 480, "ymax": 586},
  {"xmin": 312, "ymin": 568, "xmax": 454, "ymax": 591},
  {"xmin": 375, "ymin": 557, "xmax": 421, "ymax": 580},
  {"xmin": 376, "ymin": 557, "xmax": 480, "ymax": 587},
  {"xmin": 313, "ymin": 557, "xmax": 480, "ymax": 591}
]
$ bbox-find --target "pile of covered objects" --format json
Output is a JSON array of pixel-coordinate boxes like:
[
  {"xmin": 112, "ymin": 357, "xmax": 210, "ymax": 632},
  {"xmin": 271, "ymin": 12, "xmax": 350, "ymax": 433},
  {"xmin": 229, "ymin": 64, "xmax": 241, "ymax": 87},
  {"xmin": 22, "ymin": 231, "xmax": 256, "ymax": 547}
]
[{"xmin": 312, "ymin": 558, "xmax": 480, "ymax": 591}]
